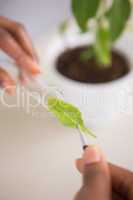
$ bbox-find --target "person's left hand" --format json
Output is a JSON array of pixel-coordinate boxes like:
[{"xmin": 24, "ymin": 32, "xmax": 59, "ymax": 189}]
[{"xmin": 0, "ymin": 16, "xmax": 40, "ymax": 94}]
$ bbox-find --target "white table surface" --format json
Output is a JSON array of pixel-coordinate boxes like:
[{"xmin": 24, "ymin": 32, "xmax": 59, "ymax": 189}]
[
  {"xmin": 0, "ymin": 21, "xmax": 133, "ymax": 200},
  {"xmin": 0, "ymin": 99, "xmax": 133, "ymax": 200}
]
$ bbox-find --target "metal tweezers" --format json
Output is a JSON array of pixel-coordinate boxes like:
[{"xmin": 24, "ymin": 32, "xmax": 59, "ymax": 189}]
[{"xmin": 78, "ymin": 129, "xmax": 88, "ymax": 150}]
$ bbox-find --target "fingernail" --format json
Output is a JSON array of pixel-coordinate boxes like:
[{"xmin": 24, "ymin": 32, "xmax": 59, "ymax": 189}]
[
  {"xmin": 83, "ymin": 146, "xmax": 101, "ymax": 164},
  {"xmin": 17, "ymin": 57, "xmax": 41, "ymax": 75},
  {"xmin": 27, "ymin": 59, "xmax": 41, "ymax": 74}
]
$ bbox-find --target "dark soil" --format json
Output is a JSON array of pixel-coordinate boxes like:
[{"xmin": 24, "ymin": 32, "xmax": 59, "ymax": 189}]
[{"xmin": 56, "ymin": 46, "xmax": 130, "ymax": 83}]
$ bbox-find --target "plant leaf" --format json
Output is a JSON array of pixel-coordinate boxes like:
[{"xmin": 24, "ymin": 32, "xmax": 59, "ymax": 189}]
[
  {"xmin": 80, "ymin": 46, "xmax": 94, "ymax": 61},
  {"xmin": 59, "ymin": 19, "xmax": 69, "ymax": 34},
  {"xmin": 106, "ymin": 0, "xmax": 131, "ymax": 41},
  {"xmin": 72, "ymin": 0, "xmax": 101, "ymax": 32},
  {"xmin": 94, "ymin": 22, "xmax": 111, "ymax": 66},
  {"xmin": 48, "ymin": 97, "xmax": 96, "ymax": 137}
]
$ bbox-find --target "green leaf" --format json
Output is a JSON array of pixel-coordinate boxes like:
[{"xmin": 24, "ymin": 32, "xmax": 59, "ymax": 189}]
[
  {"xmin": 80, "ymin": 46, "xmax": 94, "ymax": 61},
  {"xmin": 72, "ymin": 0, "xmax": 101, "ymax": 32},
  {"xmin": 106, "ymin": 0, "xmax": 131, "ymax": 41},
  {"xmin": 94, "ymin": 22, "xmax": 111, "ymax": 66},
  {"xmin": 59, "ymin": 19, "xmax": 69, "ymax": 34},
  {"xmin": 48, "ymin": 97, "xmax": 96, "ymax": 138}
]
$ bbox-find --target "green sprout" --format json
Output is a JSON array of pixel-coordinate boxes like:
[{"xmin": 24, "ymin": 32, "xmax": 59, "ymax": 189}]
[
  {"xmin": 59, "ymin": 19, "xmax": 69, "ymax": 34},
  {"xmin": 48, "ymin": 97, "xmax": 96, "ymax": 138},
  {"xmin": 72, "ymin": 0, "xmax": 131, "ymax": 67}
]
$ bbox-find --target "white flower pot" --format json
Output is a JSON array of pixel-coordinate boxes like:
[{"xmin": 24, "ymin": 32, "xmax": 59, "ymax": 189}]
[{"xmin": 38, "ymin": 27, "xmax": 133, "ymax": 127}]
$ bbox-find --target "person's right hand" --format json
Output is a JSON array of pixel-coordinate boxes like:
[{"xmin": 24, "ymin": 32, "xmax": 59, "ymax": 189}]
[
  {"xmin": 75, "ymin": 146, "xmax": 133, "ymax": 200},
  {"xmin": 0, "ymin": 16, "xmax": 40, "ymax": 94}
]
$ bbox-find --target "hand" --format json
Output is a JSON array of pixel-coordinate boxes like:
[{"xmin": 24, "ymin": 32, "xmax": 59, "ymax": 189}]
[
  {"xmin": 75, "ymin": 146, "xmax": 133, "ymax": 200},
  {"xmin": 0, "ymin": 16, "xmax": 40, "ymax": 94}
]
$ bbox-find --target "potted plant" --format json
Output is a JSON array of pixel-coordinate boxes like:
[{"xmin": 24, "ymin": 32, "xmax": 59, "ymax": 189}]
[{"xmin": 40, "ymin": 0, "xmax": 133, "ymax": 126}]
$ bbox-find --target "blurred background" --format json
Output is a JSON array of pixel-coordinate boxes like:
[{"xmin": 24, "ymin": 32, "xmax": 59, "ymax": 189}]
[{"xmin": 0, "ymin": 0, "xmax": 71, "ymax": 39}]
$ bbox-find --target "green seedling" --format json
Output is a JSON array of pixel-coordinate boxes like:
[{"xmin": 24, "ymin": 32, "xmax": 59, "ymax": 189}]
[{"xmin": 71, "ymin": 0, "xmax": 131, "ymax": 66}]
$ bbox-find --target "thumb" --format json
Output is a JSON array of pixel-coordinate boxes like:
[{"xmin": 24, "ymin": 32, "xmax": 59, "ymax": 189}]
[{"xmin": 75, "ymin": 146, "xmax": 111, "ymax": 200}]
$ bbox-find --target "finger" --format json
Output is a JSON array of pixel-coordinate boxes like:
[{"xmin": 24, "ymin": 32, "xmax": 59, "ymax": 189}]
[
  {"xmin": 110, "ymin": 164, "xmax": 133, "ymax": 199},
  {"xmin": 75, "ymin": 159, "xmax": 84, "ymax": 173},
  {"xmin": 0, "ymin": 67, "xmax": 15, "ymax": 94},
  {"xmin": 76, "ymin": 147, "xmax": 108, "ymax": 174},
  {"xmin": 112, "ymin": 192, "xmax": 123, "ymax": 200},
  {"xmin": 75, "ymin": 160, "xmax": 127, "ymax": 200},
  {"xmin": 19, "ymin": 70, "xmax": 29, "ymax": 85},
  {"xmin": 0, "ymin": 16, "xmax": 38, "ymax": 61},
  {"xmin": 75, "ymin": 159, "xmax": 124, "ymax": 200},
  {"xmin": 75, "ymin": 146, "xmax": 111, "ymax": 200},
  {"xmin": 0, "ymin": 28, "xmax": 40, "ymax": 75}
]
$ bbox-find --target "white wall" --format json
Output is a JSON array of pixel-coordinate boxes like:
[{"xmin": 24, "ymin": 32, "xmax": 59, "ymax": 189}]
[{"xmin": 0, "ymin": 0, "xmax": 71, "ymax": 39}]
